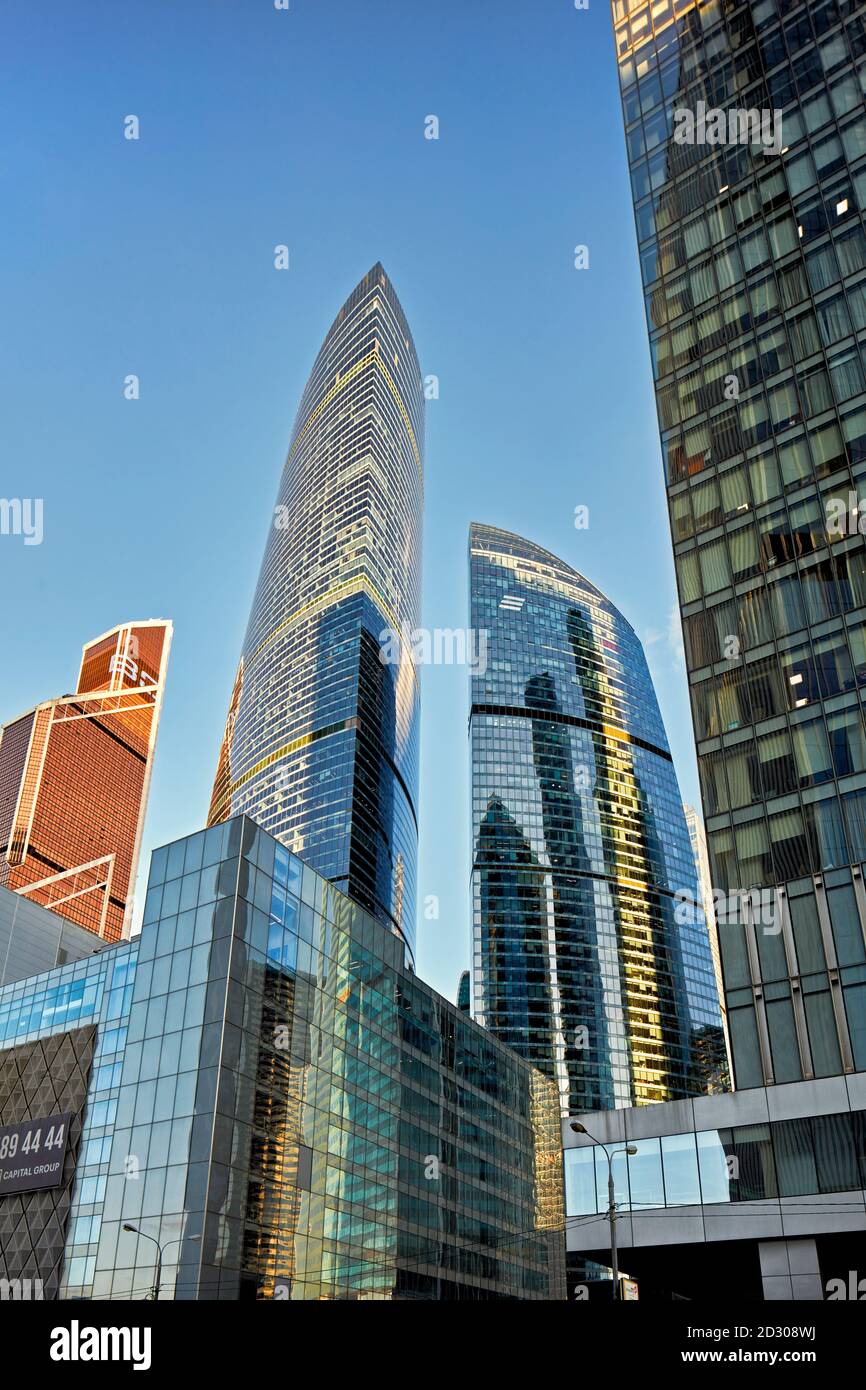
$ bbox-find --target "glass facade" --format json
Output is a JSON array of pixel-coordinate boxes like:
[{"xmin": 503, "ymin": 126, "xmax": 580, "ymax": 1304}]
[
  {"xmin": 612, "ymin": 0, "xmax": 866, "ymax": 1089},
  {"xmin": 0, "ymin": 941, "xmax": 137, "ymax": 1295},
  {"xmin": 0, "ymin": 818, "xmax": 565, "ymax": 1301},
  {"xmin": 566, "ymin": 1106, "xmax": 866, "ymax": 1214},
  {"xmin": 208, "ymin": 265, "xmax": 424, "ymax": 964},
  {"xmin": 469, "ymin": 524, "xmax": 726, "ymax": 1115},
  {"xmin": 0, "ymin": 621, "xmax": 171, "ymax": 942}
]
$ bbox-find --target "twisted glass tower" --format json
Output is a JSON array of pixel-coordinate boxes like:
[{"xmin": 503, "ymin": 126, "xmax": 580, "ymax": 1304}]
[
  {"xmin": 469, "ymin": 525, "xmax": 727, "ymax": 1115},
  {"xmin": 209, "ymin": 265, "xmax": 423, "ymax": 963}
]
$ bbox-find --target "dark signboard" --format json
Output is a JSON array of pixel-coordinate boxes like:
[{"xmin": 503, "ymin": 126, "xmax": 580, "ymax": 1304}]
[{"xmin": 0, "ymin": 1113, "xmax": 72, "ymax": 1196}]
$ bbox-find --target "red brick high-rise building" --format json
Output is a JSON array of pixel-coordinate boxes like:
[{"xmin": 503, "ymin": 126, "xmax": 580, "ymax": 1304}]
[{"xmin": 0, "ymin": 620, "xmax": 172, "ymax": 942}]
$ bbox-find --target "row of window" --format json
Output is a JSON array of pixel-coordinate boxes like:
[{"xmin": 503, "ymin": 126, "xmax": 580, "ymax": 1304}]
[{"xmin": 566, "ymin": 1108, "xmax": 866, "ymax": 1215}]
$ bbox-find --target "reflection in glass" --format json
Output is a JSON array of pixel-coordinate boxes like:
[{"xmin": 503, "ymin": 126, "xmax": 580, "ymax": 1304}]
[
  {"xmin": 661, "ymin": 1132, "xmax": 702, "ymax": 1206},
  {"xmin": 207, "ymin": 266, "xmax": 424, "ymax": 964},
  {"xmin": 469, "ymin": 525, "xmax": 727, "ymax": 1114},
  {"xmin": 697, "ymin": 1129, "xmax": 733, "ymax": 1206},
  {"xmin": 626, "ymin": 1138, "xmax": 664, "ymax": 1210}
]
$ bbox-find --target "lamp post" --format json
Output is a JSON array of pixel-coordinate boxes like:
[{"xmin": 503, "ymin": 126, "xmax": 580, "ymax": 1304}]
[
  {"xmin": 570, "ymin": 1122, "xmax": 637, "ymax": 1300},
  {"xmin": 122, "ymin": 1224, "xmax": 200, "ymax": 1300}
]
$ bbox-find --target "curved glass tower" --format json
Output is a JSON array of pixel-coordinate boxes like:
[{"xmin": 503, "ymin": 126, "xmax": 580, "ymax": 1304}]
[
  {"xmin": 469, "ymin": 524, "xmax": 727, "ymax": 1114},
  {"xmin": 209, "ymin": 264, "xmax": 423, "ymax": 963}
]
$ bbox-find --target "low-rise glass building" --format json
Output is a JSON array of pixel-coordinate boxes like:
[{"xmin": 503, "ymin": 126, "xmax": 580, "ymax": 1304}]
[
  {"xmin": 564, "ymin": 1073, "xmax": 866, "ymax": 1301},
  {"xmin": 0, "ymin": 817, "xmax": 564, "ymax": 1301}
]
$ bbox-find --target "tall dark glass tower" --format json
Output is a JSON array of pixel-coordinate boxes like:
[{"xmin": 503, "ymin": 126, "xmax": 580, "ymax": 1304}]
[
  {"xmin": 612, "ymin": 0, "xmax": 866, "ymax": 1090},
  {"xmin": 469, "ymin": 524, "xmax": 726, "ymax": 1115},
  {"xmin": 209, "ymin": 265, "xmax": 424, "ymax": 963}
]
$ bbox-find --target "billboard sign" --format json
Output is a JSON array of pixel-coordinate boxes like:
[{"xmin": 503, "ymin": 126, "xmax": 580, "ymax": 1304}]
[{"xmin": 0, "ymin": 1113, "xmax": 72, "ymax": 1196}]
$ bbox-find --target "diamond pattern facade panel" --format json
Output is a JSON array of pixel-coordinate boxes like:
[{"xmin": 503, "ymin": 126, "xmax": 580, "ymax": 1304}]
[{"xmin": 0, "ymin": 1025, "xmax": 96, "ymax": 1298}]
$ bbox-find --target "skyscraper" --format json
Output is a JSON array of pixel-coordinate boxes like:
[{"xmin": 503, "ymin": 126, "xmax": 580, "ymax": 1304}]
[
  {"xmin": 469, "ymin": 524, "xmax": 726, "ymax": 1115},
  {"xmin": 0, "ymin": 620, "xmax": 171, "ymax": 942},
  {"xmin": 613, "ymin": 0, "xmax": 866, "ymax": 1088},
  {"xmin": 208, "ymin": 265, "xmax": 424, "ymax": 964}
]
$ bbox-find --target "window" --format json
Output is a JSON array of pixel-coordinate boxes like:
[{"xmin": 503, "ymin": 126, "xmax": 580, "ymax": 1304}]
[
  {"xmin": 804, "ymin": 989, "xmax": 843, "ymax": 1077},
  {"xmin": 699, "ymin": 539, "xmax": 731, "ymax": 594},
  {"xmin": 720, "ymin": 465, "xmax": 750, "ymax": 515},
  {"xmin": 739, "ymin": 586, "xmax": 774, "ymax": 647},
  {"xmin": 567, "ymin": 1145, "xmax": 600, "ymax": 1212},
  {"xmin": 626, "ymin": 1138, "xmax": 665, "ymax": 1210},
  {"xmin": 843, "ymin": 789, "xmax": 866, "ymax": 861},
  {"xmin": 697, "ymin": 1129, "xmax": 733, "ymax": 1204},
  {"xmin": 766, "ymin": 996, "xmax": 803, "ymax": 1082},
  {"xmin": 661, "ymin": 1132, "xmax": 702, "ymax": 1205},
  {"xmin": 795, "ymin": 722, "xmax": 834, "ymax": 789},
  {"xmin": 779, "ymin": 436, "xmax": 811, "ymax": 488},
  {"xmin": 670, "ymin": 491, "xmax": 693, "ymax": 541},
  {"xmin": 726, "ymin": 744, "xmax": 760, "ymax": 808},
  {"xmin": 829, "ymin": 347, "xmax": 865, "ymax": 403},
  {"xmin": 757, "ymin": 730, "xmax": 797, "ymax": 798},
  {"xmin": 836, "ymin": 223, "xmax": 866, "ymax": 276},
  {"xmin": 744, "ymin": 655, "xmax": 786, "ymax": 720},
  {"xmin": 812, "ymin": 1112, "xmax": 859, "ymax": 1191},
  {"xmin": 828, "ymin": 708, "xmax": 866, "ymax": 776},
  {"xmin": 806, "ymin": 241, "xmax": 839, "ymax": 293},
  {"xmin": 805, "ymin": 797, "xmax": 849, "ymax": 871},
  {"xmin": 737, "ymin": 819, "xmax": 773, "ymax": 887},
  {"xmin": 788, "ymin": 891, "xmax": 826, "ymax": 974},
  {"xmin": 773, "ymin": 1117, "xmax": 818, "ymax": 1196},
  {"xmin": 843, "ymin": 984, "xmax": 866, "ymax": 1068},
  {"xmin": 719, "ymin": 916, "xmax": 752, "ymax": 991},
  {"xmin": 730, "ymin": 526, "xmax": 760, "ymax": 581},
  {"xmin": 813, "ymin": 633, "xmax": 854, "ymax": 697},
  {"xmin": 749, "ymin": 451, "xmax": 781, "ymax": 504},
  {"xmin": 827, "ymin": 884, "xmax": 866, "ymax": 967},
  {"xmin": 677, "ymin": 551, "xmax": 701, "ymax": 603},
  {"xmin": 809, "ymin": 418, "xmax": 845, "ymax": 475},
  {"xmin": 816, "ymin": 293, "xmax": 852, "ymax": 347},
  {"xmin": 724, "ymin": 1124, "xmax": 778, "ymax": 1201},
  {"xmin": 692, "ymin": 477, "xmax": 722, "ymax": 531}
]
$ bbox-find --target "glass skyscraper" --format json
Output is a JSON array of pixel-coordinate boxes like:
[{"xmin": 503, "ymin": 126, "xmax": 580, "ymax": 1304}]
[
  {"xmin": 468, "ymin": 524, "xmax": 726, "ymax": 1115},
  {"xmin": 0, "ymin": 621, "xmax": 172, "ymax": 943},
  {"xmin": 612, "ymin": 0, "xmax": 866, "ymax": 1089},
  {"xmin": 209, "ymin": 265, "xmax": 424, "ymax": 965}
]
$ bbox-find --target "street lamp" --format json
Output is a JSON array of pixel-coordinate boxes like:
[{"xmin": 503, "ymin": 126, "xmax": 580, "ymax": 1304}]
[
  {"xmin": 122, "ymin": 1224, "xmax": 201, "ymax": 1300},
  {"xmin": 570, "ymin": 1122, "xmax": 637, "ymax": 1301}
]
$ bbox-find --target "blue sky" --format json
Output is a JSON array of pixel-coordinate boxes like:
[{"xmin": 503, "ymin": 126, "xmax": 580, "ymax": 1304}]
[{"xmin": 0, "ymin": 0, "xmax": 695, "ymax": 1001}]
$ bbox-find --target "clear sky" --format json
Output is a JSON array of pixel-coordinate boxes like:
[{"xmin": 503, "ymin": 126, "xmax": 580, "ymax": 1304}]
[{"xmin": 0, "ymin": 0, "xmax": 696, "ymax": 1002}]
